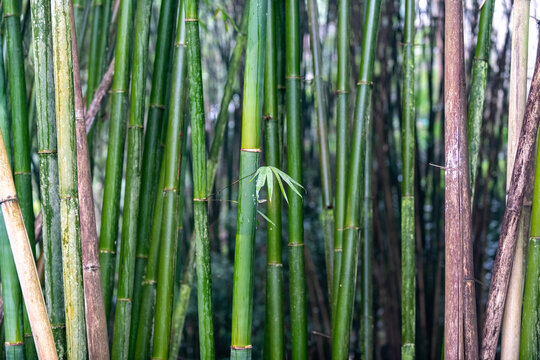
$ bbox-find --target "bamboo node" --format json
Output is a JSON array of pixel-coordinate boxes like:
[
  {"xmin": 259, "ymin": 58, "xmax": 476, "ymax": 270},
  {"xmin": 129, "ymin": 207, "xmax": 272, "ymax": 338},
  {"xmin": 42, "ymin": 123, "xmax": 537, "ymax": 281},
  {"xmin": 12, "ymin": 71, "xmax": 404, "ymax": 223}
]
[
  {"xmin": 473, "ymin": 56, "xmax": 489, "ymax": 62},
  {"xmin": 334, "ymin": 248, "xmax": 343, "ymax": 252},
  {"xmin": 286, "ymin": 75, "xmax": 303, "ymax": 80},
  {"xmin": 288, "ymin": 242, "xmax": 304, "ymax": 247},
  {"xmin": 267, "ymin": 262, "xmax": 283, "ymax": 267},
  {"xmin": 185, "ymin": 18, "xmax": 198, "ymax": 22},
  {"xmin": 51, "ymin": 324, "xmax": 66, "ymax": 329},
  {"xmin": 128, "ymin": 124, "xmax": 144, "ymax": 129},
  {"xmin": 336, "ymin": 89, "xmax": 349, "ymax": 94},
  {"xmin": 0, "ymin": 196, "xmax": 17, "ymax": 205},
  {"xmin": 175, "ymin": 42, "xmax": 187, "ymax": 48},
  {"xmin": 241, "ymin": 148, "xmax": 261, "ymax": 153},
  {"xmin": 4, "ymin": 342, "xmax": 24, "ymax": 345},
  {"xmin": 100, "ymin": 249, "xmax": 115, "ymax": 254},
  {"xmin": 14, "ymin": 171, "xmax": 31, "ymax": 175},
  {"xmin": 111, "ymin": 89, "xmax": 127, "ymax": 94},
  {"xmin": 163, "ymin": 187, "xmax": 178, "ymax": 193},
  {"xmin": 357, "ymin": 80, "xmax": 373, "ymax": 86},
  {"xmin": 231, "ymin": 345, "xmax": 253, "ymax": 350},
  {"xmin": 3, "ymin": 13, "xmax": 18, "ymax": 18},
  {"xmin": 277, "ymin": 85, "xmax": 286, "ymax": 90},
  {"xmin": 38, "ymin": 149, "xmax": 58, "ymax": 154},
  {"xmin": 136, "ymin": 254, "xmax": 149, "ymax": 259},
  {"xmin": 344, "ymin": 225, "xmax": 360, "ymax": 230},
  {"xmin": 193, "ymin": 197, "xmax": 208, "ymax": 202},
  {"xmin": 263, "ymin": 114, "xmax": 274, "ymax": 120},
  {"xmin": 143, "ymin": 279, "xmax": 157, "ymax": 285},
  {"xmin": 150, "ymin": 103, "xmax": 166, "ymax": 109},
  {"xmin": 117, "ymin": 298, "xmax": 132, "ymax": 303}
]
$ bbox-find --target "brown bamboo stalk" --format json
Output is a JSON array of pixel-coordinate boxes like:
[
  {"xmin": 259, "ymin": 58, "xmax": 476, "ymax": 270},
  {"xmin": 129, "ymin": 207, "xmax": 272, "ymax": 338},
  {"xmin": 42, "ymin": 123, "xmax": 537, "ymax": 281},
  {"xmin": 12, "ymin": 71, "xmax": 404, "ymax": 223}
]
[
  {"xmin": 69, "ymin": 3, "xmax": 110, "ymax": 359},
  {"xmin": 85, "ymin": 58, "xmax": 115, "ymax": 131},
  {"xmin": 444, "ymin": 0, "xmax": 478, "ymax": 358},
  {"xmin": 480, "ymin": 35, "xmax": 540, "ymax": 360},
  {"xmin": 0, "ymin": 128, "xmax": 58, "ymax": 360}
]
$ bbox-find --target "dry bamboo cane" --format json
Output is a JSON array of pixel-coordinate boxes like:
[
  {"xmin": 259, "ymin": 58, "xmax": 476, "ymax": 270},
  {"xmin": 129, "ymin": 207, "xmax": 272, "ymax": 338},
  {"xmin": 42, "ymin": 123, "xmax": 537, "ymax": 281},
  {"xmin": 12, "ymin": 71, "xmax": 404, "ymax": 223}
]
[{"xmin": 0, "ymin": 128, "xmax": 58, "ymax": 360}]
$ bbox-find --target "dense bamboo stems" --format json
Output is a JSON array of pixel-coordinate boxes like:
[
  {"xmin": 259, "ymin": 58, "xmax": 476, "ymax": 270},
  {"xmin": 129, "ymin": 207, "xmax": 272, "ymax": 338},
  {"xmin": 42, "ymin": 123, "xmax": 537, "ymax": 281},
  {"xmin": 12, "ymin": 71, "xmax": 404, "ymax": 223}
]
[
  {"xmin": 152, "ymin": 3, "xmax": 188, "ymax": 358},
  {"xmin": 307, "ymin": 0, "xmax": 333, "ymax": 297},
  {"xmin": 285, "ymin": 0, "xmax": 307, "ymax": 358},
  {"xmin": 444, "ymin": 0, "xmax": 478, "ymax": 358},
  {"xmin": 85, "ymin": 0, "xmax": 105, "ymax": 105},
  {"xmin": 110, "ymin": 0, "xmax": 152, "ymax": 353},
  {"xmin": 69, "ymin": 4, "xmax": 109, "ymax": 359},
  {"xmin": 0, "ymin": 129, "xmax": 58, "ymax": 360},
  {"xmin": 519, "ymin": 125, "xmax": 540, "ymax": 358},
  {"xmin": 29, "ymin": 0, "xmax": 66, "ymax": 354},
  {"xmin": 501, "ymin": 1, "xmax": 530, "ymax": 357},
  {"xmin": 129, "ymin": 0, "xmax": 179, "ymax": 352},
  {"xmin": 185, "ymin": 0, "xmax": 216, "ymax": 357},
  {"xmin": 0, "ymin": 32, "xmax": 25, "ymax": 358},
  {"xmin": 230, "ymin": 0, "xmax": 267, "ymax": 358},
  {"xmin": 263, "ymin": 0, "xmax": 284, "ymax": 358},
  {"xmin": 401, "ymin": 0, "xmax": 415, "ymax": 357},
  {"xmin": 467, "ymin": 0, "xmax": 494, "ymax": 192},
  {"xmin": 98, "ymin": 0, "xmax": 134, "ymax": 317},
  {"xmin": 479, "ymin": 36, "xmax": 540, "ymax": 360},
  {"xmin": 4, "ymin": 0, "xmax": 36, "ymax": 353},
  {"xmin": 332, "ymin": 0, "xmax": 349, "ymax": 325},
  {"xmin": 332, "ymin": 0, "xmax": 381, "ymax": 358},
  {"xmin": 50, "ymin": 0, "xmax": 88, "ymax": 356},
  {"xmin": 206, "ymin": 6, "xmax": 249, "ymax": 193}
]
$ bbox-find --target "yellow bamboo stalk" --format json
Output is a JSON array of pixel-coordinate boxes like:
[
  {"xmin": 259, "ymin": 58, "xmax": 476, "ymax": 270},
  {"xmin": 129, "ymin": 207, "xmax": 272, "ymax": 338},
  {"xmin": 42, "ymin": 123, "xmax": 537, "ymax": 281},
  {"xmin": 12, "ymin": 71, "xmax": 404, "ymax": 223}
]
[{"xmin": 0, "ymin": 128, "xmax": 58, "ymax": 360}]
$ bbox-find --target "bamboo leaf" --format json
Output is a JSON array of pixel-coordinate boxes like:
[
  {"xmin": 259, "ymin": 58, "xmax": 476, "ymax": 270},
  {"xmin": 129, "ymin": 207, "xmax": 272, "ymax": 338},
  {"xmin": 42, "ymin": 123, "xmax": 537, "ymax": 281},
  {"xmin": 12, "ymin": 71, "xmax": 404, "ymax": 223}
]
[{"xmin": 257, "ymin": 210, "xmax": 275, "ymax": 226}]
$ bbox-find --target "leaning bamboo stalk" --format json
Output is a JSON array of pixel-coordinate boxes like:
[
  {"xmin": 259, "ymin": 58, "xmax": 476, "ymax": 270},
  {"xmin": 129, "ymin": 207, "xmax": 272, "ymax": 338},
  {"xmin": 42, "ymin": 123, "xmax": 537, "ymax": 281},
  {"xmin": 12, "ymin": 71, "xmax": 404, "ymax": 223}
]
[
  {"xmin": 401, "ymin": 0, "xmax": 415, "ymax": 357},
  {"xmin": 50, "ymin": 0, "xmax": 88, "ymax": 355},
  {"xmin": 70, "ymin": 3, "xmax": 110, "ymax": 358},
  {"xmin": 263, "ymin": 0, "xmax": 284, "ymax": 358},
  {"xmin": 230, "ymin": 0, "xmax": 267, "ymax": 358},
  {"xmin": 185, "ymin": 0, "xmax": 216, "ymax": 357},
  {"xmin": 480, "ymin": 35, "xmax": 540, "ymax": 360},
  {"xmin": 152, "ymin": 2, "xmax": 189, "ymax": 357},
  {"xmin": 110, "ymin": 0, "xmax": 152, "ymax": 352},
  {"xmin": 500, "ymin": 0, "xmax": 531, "ymax": 357},
  {"xmin": 98, "ymin": 0, "xmax": 134, "ymax": 317},
  {"xmin": 332, "ymin": 0, "xmax": 381, "ymax": 358},
  {"xmin": 30, "ymin": 0, "xmax": 67, "ymax": 354},
  {"xmin": 307, "ymin": 0, "xmax": 333, "ymax": 299},
  {"xmin": 0, "ymin": 128, "xmax": 58, "ymax": 360},
  {"xmin": 332, "ymin": 0, "xmax": 349, "ymax": 328},
  {"xmin": 0, "ymin": 31, "xmax": 25, "ymax": 358}
]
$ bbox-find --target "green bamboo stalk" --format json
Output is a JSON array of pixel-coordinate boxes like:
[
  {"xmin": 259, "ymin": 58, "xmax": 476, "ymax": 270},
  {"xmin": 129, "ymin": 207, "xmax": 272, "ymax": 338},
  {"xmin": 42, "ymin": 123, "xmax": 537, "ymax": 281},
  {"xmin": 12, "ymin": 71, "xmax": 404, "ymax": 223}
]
[
  {"xmin": 0, "ymin": 32, "xmax": 25, "ymax": 357},
  {"xmin": 129, "ymin": 0, "xmax": 179, "ymax": 352},
  {"xmin": 332, "ymin": 0, "xmax": 381, "ymax": 358},
  {"xmin": 401, "ymin": 0, "xmax": 415, "ymax": 357},
  {"xmin": 4, "ymin": 0, "xmax": 36, "ymax": 356},
  {"xmin": 98, "ymin": 0, "xmax": 134, "ymax": 318},
  {"xmin": 501, "ymin": 1, "xmax": 531, "ymax": 357},
  {"xmin": 50, "ymin": 0, "xmax": 88, "ymax": 355},
  {"xmin": 230, "ymin": 0, "xmax": 267, "ymax": 358},
  {"xmin": 185, "ymin": 1, "xmax": 216, "ymax": 358},
  {"xmin": 306, "ymin": 0, "xmax": 333, "ymax": 300},
  {"xmin": 263, "ymin": 0, "xmax": 283, "ymax": 358},
  {"xmin": 110, "ymin": 0, "xmax": 152, "ymax": 353},
  {"xmin": 152, "ymin": 2, "xmax": 189, "ymax": 357},
  {"xmin": 519, "ymin": 131, "xmax": 540, "ymax": 358},
  {"xmin": 29, "ymin": 0, "xmax": 66, "ymax": 355},
  {"xmin": 206, "ymin": 5, "xmax": 248, "ymax": 193},
  {"xmin": 332, "ymin": 0, "xmax": 349, "ymax": 326},
  {"xmin": 85, "ymin": 0, "xmax": 105, "ymax": 105},
  {"xmin": 467, "ymin": 0, "xmax": 494, "ymax": 193},
  {"xmin": 285, "ymin": 0, "xmax": 307, "ymax": 358}
]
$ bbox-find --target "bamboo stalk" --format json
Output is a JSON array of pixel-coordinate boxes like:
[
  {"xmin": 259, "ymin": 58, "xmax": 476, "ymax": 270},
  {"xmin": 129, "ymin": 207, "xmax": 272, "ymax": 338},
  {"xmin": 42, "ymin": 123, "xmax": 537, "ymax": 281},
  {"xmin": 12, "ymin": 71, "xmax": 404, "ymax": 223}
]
[
  {"xmin": 307, "ymin": 0, "xmax": 333, "ymax": 300},
  {"xmin": 128, "ymin": 0, "xmax": 179, "ymax": 351},
  {"xmin": 285, "ymin": 1, "xmax": 308, "ymax": 358},
  {"xmin": 29, "ymin": 0, "xmax": 67, "ymax": 355},
  {"xmin": 230, "ymin": 0, "xmax": 267, "ymax": 358},
  {"xmin": 401, "ymin": 0, "xmax": 415, "ymax": 357},
  {"xmin": 206, "ymin": 5, "xmax": 249, "ymax": 193},
  {"xmin": 480, "ymin": 35, "xmax": 540, "ymax": 360},
  {"xmin": 501, "ymin": 1, "xmax": 531, "ymax": 357},
  {"xmin": 332, "ymin": 0, "xmax": 349, "ymax": 327},
  {"xmin": 110, "ymin": 0, "xmax": 152, "ymax": 352},
  {"xmin": 263, "ymin": 0, "xmax": 284, "ymax": 358},
  {"xmin": 50, "ymin": 0, "xmax": 88, "ymax": 355},
  {"xmin": 69, "ymin": 3, "xmax": 110, "ymax": 358},
  {"xmin": 152, "ymin": 2, "xmax": 189, "ymax": 357},
  {"xmin": 185, "ymin": 0, "xmax": 216, "ymax": 357},
  {"xmin": 0, "ymin": 129, "xmax": 58, "ymax": 360},
  {"xmin": 0, "ymin": 31, "xmax": 25, "ymax": 358},
  {"xmin": 98, "ymin": 0, "xmax": 134, "ymax": 317}
]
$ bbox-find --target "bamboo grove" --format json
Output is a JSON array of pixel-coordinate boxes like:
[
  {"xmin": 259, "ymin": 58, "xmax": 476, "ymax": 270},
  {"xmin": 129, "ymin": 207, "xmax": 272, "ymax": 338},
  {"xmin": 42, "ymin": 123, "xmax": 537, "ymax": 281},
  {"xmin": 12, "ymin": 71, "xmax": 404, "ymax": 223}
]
[{"xmin": 4, "ymin": 0, "xmax": 540, "ymax": 358}]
